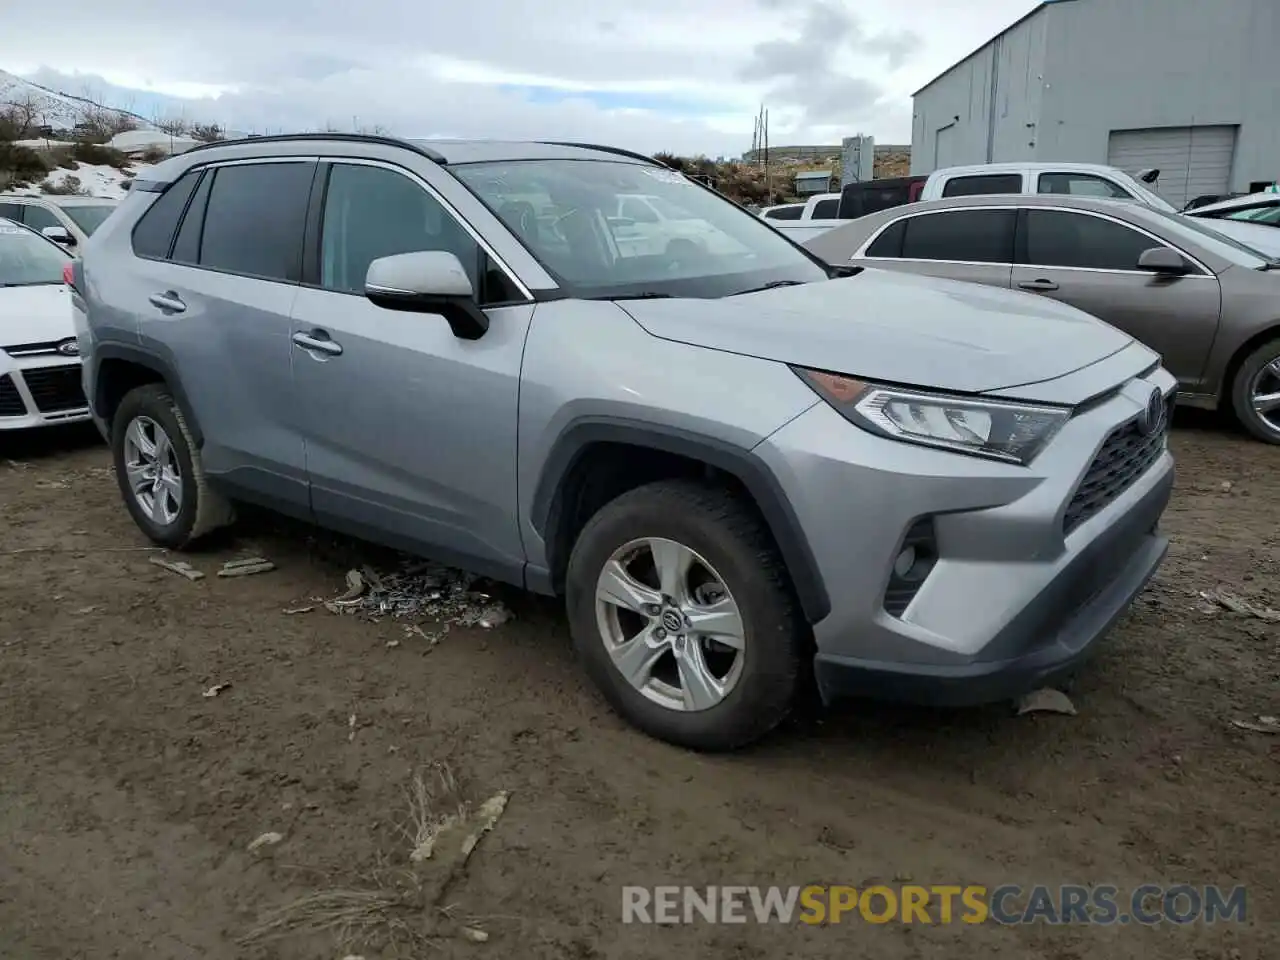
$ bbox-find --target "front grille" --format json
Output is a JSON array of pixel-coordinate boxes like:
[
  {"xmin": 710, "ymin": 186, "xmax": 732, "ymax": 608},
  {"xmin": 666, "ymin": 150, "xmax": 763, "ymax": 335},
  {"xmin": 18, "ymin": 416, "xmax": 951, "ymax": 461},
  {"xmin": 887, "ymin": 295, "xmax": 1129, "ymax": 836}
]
[
  {"xmin": 20, "ymin": 365, "xmax": 86, "ymax": 413},
  {"xmin": 1063, "ymin": 399, "xmax": 1171, "ymax": 535},
  {"xmin": 2, "ymin": 340, "xmax": 61, "ymax": 358},
  {"xmin": 0, "ymin": 374, "xmax": 26, "ymax": 416}
]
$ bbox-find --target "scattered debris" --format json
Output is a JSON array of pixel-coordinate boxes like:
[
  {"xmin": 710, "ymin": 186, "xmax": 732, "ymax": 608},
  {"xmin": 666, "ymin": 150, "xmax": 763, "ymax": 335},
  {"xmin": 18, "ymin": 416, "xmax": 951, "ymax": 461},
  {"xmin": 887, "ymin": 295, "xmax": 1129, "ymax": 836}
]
[
  {"xmin": 459, "ymin": 791, "xmax": 510, "ymax": 864},
  {"xmin": 218, "ymin": 557, "xmax": 276, "ymax": 578},
  {"xmin": 149, "ymin": 556, "xmax": 205, "ymax": 581},
  {"xmin": 323, "ymin": 560, "xmax": 512, "ymax": 631},
  {"xmin": 1221, "ymin": 480, "xmax": 1234, "ymax": 493},
  {"xmin": 1230, "ymin": 716, "xmax": 1280, "ymax": 735},
  {"xmin": 1200, "ymin": 589, "xmax": 1280, "ymax": 622},
  {"xmin": 1016, "ymin": 688, "xmax": 1077, "ymax": 716},
  {"xmin": 203, "ymin": 682, "xmax": 232, "ymax": 698},
  {"xmin": 386, "ymin": 639, "xmax": 401, "ymax": 648},
  {"xmin": 460, "ymin": 927, "xmax": 489, "ymax": 943},
  {"xmin": 282, "ymin": 605, "xmax": 314, "ymax": 615},
  {"xmin": 348, "ymin": 713, "xmax": 357, "ymax": 742},
  {"xmin": 248, "ymin": 831, "xmax": 285, "ymax": 852},
  {"xmin": 72, "ymin": 605, "xmax": 98, "ymax": 616}
]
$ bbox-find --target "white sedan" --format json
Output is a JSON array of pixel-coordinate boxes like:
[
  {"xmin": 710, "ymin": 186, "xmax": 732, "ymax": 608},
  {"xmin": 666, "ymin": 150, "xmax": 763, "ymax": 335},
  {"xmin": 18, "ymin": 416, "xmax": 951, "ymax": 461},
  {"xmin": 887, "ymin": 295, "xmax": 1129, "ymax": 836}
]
[
  {"xmin": 0, "ymin": 219, "xmax": 90, "ymax": 431},
  {"xmin": 1184, "ymin": 191, "xmax": 1280, "ymax": 258}
]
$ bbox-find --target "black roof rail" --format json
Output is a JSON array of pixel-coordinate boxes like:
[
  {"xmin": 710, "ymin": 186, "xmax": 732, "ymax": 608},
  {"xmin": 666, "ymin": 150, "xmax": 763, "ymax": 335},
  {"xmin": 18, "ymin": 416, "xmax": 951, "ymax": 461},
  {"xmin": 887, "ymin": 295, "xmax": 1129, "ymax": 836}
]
[
  {"xmin": 538, "ymin": 141, "xmax": 664, "ymax": 167},
  {"xmin": 179, "ymin": 132, "xmax": 448, "ymax": 164}
]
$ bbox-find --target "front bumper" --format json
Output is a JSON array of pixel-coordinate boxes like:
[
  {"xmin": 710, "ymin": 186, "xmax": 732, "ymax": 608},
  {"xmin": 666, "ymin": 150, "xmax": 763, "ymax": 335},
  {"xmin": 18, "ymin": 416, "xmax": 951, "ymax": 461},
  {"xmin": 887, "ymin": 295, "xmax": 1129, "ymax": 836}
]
[
  {"xmin": 0, "ymin": 351, "xmax": 91, "ymax": 431},
  {"xmin": 755, "ymin": 368, "xmax": 1176, "ymax": 707}
]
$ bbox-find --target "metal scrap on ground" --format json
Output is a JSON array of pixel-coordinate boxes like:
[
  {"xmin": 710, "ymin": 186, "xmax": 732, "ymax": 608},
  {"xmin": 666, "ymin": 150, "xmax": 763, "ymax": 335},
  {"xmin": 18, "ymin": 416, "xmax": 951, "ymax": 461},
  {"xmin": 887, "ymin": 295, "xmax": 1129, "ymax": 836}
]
[
  {"xmin": 1230, "ymin": 715, "xmax": 1280, "ymax": 735},
  {"xmin": 150, "ymin": 556, "xmax": 204, "ymax": 581},
  {"xmin": 321, "ymin": 560, "xmax": 512, "ymax": 632},
  {"xmin": 218, "ymin": 557, "xmax": 276, "ymax": 578},
  {"xmin": 1016, "ymin": 688, "xmax": 1077, "ymax": 716}
]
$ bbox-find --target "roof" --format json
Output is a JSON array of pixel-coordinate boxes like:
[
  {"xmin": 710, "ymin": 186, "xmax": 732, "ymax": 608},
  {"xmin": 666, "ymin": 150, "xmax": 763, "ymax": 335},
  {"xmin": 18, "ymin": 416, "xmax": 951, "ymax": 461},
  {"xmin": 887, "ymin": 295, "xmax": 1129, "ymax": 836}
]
[
  {"xmin": 795, "ymin": 171, "xmax": 834, "ymax": 181},
  {"xmin": 1, "ymin": 195, "xmax": 117, "ymax": 207},
  {"xmin": 912, "ymin": 0, "xmax": 1079, "ymax": 96},
  {"xmin": 410, "ymin": 138, "xmax": 658, "ymax": 165},
  {"xmin": 1187, "ymin": 191, "xmax": 1280, "ymax": 217}
]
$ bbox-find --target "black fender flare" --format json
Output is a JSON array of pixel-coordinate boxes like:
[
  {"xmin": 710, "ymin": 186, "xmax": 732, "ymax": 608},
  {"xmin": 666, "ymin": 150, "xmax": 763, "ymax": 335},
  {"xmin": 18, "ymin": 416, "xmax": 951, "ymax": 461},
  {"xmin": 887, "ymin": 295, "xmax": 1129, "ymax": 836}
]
[
  {"xmin": 91, "ymin": 343, "xmax": 203, "ymax": 446},
  {"xmin": 530, "ymin": 417, "xmax": 831, "ymax": 624}
]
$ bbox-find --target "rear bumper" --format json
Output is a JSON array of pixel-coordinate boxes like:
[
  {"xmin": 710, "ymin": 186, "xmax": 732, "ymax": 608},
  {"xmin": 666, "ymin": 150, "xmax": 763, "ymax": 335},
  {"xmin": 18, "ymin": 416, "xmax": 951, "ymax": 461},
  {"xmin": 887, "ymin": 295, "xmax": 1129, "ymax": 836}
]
[{"xmin": 813, "ymin": 463, "xmax": 1172, "ymax": 706}]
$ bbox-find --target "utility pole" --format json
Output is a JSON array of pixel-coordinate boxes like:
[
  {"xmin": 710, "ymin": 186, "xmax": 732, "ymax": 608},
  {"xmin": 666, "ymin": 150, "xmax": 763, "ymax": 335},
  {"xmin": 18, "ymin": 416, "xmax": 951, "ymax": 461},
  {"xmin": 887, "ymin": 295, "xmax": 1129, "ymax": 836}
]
[{"xmin": 763, "ymin": 108, "xmax": 771, "ymax": 202}]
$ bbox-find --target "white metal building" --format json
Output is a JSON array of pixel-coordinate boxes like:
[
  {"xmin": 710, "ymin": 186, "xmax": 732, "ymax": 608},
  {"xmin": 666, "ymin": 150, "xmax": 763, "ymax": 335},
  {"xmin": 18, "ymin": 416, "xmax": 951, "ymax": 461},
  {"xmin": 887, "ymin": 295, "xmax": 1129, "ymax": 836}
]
[{"xmin": 910, "ymin": 0, "xmax": 1280, "ymax": 208}]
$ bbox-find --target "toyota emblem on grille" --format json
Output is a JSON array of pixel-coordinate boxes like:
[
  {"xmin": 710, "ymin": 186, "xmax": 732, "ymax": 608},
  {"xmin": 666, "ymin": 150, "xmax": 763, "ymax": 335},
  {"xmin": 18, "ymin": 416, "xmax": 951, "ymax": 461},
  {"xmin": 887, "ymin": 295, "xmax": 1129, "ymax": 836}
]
[
  {"xmin": 1138, "ymin": 387, "xmax": 1165, "ymax": 437},
  {"xmin": 56, "ymin": 338, "xmax": 79, "ymax": 357}
]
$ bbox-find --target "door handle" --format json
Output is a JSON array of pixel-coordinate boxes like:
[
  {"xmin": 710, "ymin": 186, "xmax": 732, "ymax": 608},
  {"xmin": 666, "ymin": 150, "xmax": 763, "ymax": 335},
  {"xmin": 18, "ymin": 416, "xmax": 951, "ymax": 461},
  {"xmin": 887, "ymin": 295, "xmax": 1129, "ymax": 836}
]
[
  {"xmin": 1017, "ymin": 279, "xmax": 1059, "ymax": 292},
  {"xmin": 291, "ymin": 330, "xmax": 343, "ymax": 357},
  {"xmin": 148, "ymin": 291, "xmax": 186, "ymax": 313}
]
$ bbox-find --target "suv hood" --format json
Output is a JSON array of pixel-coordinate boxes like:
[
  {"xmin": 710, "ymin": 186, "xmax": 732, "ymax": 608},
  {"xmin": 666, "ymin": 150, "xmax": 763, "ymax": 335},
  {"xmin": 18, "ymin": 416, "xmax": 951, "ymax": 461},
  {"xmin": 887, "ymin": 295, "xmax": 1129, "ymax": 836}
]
[
  {"xmin": 0, "ymin": 284, "xmax": 74, "ymax": 347},
  {"xmin": 619, "ymin": 269, "xmax": 1134, "ymax": 394}
]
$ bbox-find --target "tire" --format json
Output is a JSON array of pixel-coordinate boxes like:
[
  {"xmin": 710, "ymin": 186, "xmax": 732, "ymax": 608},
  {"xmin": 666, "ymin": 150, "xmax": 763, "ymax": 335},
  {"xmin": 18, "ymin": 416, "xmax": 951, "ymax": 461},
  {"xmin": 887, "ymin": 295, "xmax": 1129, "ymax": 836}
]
[
  {"xmin": 565, "ymin": 479, "xmax": 806, "ymax": 751},
  {"xmin": 110, "ymin": 384, "xmax": 235, "ymax": 549},
  {"xmin": 1230, "ymin": 338, "xmax": 1280, "ymax": 444}
]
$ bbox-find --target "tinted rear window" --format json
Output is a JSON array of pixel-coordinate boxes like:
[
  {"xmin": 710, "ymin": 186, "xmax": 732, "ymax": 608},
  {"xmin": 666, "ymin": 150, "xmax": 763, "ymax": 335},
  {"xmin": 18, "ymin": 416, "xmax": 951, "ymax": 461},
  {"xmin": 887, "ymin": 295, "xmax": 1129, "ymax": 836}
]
[
  {"xmin": 900, "ymin": 209, "xmax": 1015, "ymax": 263},
  {"xmin": 811, "ymin": 198, "xmax": 839, "ymax": 218},
  {"xmin": 765, "ymin": 206, "xmax": 803, "ymax": 221},
  {"xmin": 198, "ymin": 162, "xmax": 314, "ymax": 282},
  {"xmin": 132, "ymin": 170, "xmax": 201, "ymax": 259},
  {"xmin": 941, "ymin": 174, "xmax": 1023, "ymax": 197}
]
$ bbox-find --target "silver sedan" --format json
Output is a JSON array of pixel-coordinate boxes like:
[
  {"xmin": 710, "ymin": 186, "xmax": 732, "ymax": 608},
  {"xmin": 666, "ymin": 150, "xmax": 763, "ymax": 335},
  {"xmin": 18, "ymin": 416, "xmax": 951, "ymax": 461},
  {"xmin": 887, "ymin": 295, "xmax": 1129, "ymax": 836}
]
[{"xmin": 805, "ymin": 194, "xmax": 1280, "ymax": 443}]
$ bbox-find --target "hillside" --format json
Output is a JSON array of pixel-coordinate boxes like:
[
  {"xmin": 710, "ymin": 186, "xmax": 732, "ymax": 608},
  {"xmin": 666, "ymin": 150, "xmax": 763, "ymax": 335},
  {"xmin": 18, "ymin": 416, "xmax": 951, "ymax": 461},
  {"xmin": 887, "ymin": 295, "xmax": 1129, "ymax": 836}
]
[{"xmin": 0, "ymin": 69, "xmax": 152, "ymax": 133}]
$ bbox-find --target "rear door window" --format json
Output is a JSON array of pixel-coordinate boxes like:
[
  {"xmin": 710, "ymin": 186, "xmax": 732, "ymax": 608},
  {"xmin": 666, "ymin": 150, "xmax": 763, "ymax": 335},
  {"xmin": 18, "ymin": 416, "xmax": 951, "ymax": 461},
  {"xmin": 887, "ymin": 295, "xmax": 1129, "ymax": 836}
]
[
  {"xmin": 0, "ymin": 201, "xmax": 22, "ymax": 222},
  {"xmin": 900, "ymin": 209, "xmax": 1015, "ymax": 263},
  {"xmin": 197, "ymin": 161, "xmax": 315, "ymax": 282},
  {"xmin": 940, "ymin": 174, "xmax": 1023, "ymax": 197}
]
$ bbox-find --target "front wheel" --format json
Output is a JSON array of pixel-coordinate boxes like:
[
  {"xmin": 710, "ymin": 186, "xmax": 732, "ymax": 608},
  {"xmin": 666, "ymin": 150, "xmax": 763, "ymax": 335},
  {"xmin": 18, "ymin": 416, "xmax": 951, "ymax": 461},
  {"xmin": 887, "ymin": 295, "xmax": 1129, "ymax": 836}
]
[
  {"xmin": 1230, "ymin": 338, "xmax": 1280, "ymax": 444},
  {"xmin": 565, "ymin": 480, "xmax": 806, "ymax": 751}
]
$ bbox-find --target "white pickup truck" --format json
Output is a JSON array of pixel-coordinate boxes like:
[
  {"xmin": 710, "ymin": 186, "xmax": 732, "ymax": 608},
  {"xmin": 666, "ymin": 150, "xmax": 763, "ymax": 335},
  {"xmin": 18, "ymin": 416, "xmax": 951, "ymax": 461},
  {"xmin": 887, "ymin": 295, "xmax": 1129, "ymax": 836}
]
[{"xmin": 760, "ymin": 162, "xmax": 1175, "ymax": 240}]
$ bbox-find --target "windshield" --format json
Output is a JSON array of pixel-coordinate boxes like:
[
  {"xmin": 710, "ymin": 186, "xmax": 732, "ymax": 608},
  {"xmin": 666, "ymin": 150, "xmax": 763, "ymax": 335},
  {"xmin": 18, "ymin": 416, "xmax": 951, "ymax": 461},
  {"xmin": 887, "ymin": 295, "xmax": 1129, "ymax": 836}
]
[
  {"xmin": 1143, "ymin": 211, "xmax": 1278, "ymax": 268},
  {"xmin": 1125, "ymin": 179, "xmax": 1178, "ymax": 214},
  {"xmin": 59, "ymin": 203, "xmax": 115, "ymax": 235},
  {"xmin": 451, "ymin": 159, "xmax": 829, "ymax": 298},
  {"xmin": 0, "ymin": 222, "xmax": 71, "ymax": 286},
  {"xmin": 1224, "ymin": 204, "xmax": 1280, "ymax": 225}
]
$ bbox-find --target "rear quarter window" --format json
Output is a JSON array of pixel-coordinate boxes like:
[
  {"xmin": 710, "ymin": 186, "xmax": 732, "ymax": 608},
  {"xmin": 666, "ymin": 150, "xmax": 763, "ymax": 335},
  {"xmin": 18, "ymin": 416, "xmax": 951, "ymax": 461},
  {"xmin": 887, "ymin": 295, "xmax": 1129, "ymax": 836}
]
[
  {"xmin": 131, "ymin": 171, "xmax": 202, "ymax": 259},
  {"xmin": 811, "ymin": 198, "xmax": 839, "ymax": 219}
]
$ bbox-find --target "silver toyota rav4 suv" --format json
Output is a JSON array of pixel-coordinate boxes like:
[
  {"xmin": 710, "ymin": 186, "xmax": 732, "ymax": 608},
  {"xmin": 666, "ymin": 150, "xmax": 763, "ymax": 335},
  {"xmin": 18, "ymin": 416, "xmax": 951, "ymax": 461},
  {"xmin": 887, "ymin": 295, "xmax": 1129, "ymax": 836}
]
[{"xmin": 73, "ymin": 134, "xmax": 1175, "ymax": 750}]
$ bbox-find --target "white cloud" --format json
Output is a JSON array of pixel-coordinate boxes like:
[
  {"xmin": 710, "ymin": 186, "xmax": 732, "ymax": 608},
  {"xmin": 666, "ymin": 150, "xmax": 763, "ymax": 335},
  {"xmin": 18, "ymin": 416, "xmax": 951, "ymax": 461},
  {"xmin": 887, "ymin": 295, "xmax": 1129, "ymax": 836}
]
[{"xmin": 1, "ymin": 0, "xmax": 1039, "ymax": 157}]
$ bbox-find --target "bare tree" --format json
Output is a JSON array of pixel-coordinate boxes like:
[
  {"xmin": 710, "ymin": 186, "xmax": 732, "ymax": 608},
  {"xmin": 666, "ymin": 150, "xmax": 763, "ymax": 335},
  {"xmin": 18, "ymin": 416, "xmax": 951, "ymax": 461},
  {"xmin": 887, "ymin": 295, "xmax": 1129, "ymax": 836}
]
[
  {"xmin": 1, "ymin": 95, "xmax": 44, "ymax": 139},
  {"xmin": 155, "ymin": 115, "xmax": 190, "ymax": 138}
]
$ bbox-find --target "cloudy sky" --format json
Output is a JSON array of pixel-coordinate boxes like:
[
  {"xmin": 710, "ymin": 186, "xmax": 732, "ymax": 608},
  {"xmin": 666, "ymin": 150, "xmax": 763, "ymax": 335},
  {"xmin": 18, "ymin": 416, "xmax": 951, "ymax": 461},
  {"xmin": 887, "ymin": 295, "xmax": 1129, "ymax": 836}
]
[{"xmin": 3, "ymin": 0, "xmax": 1035, "ymax": 156}]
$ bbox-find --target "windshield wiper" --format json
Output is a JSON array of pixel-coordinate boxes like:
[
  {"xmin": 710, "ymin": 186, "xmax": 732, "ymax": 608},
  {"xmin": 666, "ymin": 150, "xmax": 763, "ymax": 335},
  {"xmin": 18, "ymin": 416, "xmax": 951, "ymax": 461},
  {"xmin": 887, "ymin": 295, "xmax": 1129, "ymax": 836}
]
[
  {"xmin": 1257, "ymin": 261, "xmax": 1280, "ymax": 271},
  {"xmin": 730, "ymin": 279, "xmax": 807, "ymax": 296},
  {"xmin": 595, "ymin": 292, "xmax": 674, "ymax": 301}
]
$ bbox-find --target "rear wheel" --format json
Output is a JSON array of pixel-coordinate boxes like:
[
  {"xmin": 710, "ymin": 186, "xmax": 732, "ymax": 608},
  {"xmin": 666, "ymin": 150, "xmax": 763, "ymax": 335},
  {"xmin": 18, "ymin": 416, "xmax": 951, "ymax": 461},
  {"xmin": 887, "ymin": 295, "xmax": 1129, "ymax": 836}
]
[
  {"xmin": 110, "ymin": 384, "xmax": 234, "ymax": 548},
  {"xmin": 1230, "ymin": 338, "xmax": 1280, "ymax": 444},
  {"xmin": 565, "ymin": 480, "xmax": 806, "ymax": 751}
]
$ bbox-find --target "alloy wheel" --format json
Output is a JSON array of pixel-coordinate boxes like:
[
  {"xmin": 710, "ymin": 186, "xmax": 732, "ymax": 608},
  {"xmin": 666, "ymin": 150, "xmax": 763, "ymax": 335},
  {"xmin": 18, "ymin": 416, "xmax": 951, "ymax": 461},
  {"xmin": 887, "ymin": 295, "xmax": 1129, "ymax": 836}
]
[
  {"xmin": 122, "ymin": 415, "xmax": 184, "ymax": 526},
  {"xmin": 1251, "ymin": 357, "xmax": 1280, "ymax": 433},
  {"xmin": 594, "ymin": 537, "xmax": 746, "ymax": 712}
]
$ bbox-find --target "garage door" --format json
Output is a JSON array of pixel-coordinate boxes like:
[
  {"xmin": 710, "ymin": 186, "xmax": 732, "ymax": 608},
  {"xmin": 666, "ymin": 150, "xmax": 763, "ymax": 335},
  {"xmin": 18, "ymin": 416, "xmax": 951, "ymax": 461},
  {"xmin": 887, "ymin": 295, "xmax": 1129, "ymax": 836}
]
[{"xmin": 1107, "ymin": 125, "xmax": 1237, "ymax": 210}]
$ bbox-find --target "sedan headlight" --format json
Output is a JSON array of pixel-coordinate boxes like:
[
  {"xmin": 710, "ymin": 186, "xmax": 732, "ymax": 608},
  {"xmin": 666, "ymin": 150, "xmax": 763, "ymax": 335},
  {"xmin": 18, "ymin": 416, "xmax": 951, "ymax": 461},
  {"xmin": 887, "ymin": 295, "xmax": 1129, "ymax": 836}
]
[{"xmin": 793, "ymin": 367, "xmax": 1071, "ymax": 465}]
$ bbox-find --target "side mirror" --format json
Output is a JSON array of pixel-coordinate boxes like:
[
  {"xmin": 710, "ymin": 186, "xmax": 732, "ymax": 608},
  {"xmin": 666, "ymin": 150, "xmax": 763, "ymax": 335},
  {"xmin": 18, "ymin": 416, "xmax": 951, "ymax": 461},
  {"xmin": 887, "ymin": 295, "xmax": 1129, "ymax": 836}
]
[
  {"xmin": 1138, "ymin": 167, "xmax": 1161, "ymax": 185},
  {"xmin": 42, "ymin": 225, "xmax": 74, "ymax": 246},
  {"xmin": 1137, "ymin": 247, "xmax": 1190, "ymax": 275},
  {"xmin": 364, "ymin": 251, "xmax": 488, "ymax": 340}
]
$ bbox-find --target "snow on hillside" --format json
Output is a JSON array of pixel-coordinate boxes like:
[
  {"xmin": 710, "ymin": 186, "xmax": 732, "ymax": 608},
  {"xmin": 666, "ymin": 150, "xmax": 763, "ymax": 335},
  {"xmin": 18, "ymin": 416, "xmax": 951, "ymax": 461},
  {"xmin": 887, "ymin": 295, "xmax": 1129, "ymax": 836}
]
[
  {"xmin": 1, "ymin": 162, "xmax": 153, "ymax": 200},
  {"xmin": 0, "ymin": 68, "xmax": 151, "ymax": 131}
]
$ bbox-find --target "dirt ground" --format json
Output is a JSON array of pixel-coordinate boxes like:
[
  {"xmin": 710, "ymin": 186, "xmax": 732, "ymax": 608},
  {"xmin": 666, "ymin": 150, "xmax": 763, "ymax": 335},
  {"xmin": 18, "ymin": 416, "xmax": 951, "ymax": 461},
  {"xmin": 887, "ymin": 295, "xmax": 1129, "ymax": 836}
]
[{"xmin": 1, "ymin": 415, "xmax": 1277, "ymax": 960}]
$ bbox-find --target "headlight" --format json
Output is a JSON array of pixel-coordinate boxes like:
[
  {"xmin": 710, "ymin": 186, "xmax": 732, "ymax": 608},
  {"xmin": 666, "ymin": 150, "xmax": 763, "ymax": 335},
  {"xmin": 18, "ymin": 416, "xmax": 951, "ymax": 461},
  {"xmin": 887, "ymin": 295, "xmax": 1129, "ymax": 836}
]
[{"xmin": 793, "ymin": 367, "xmax": 1070, "ymax": 465}]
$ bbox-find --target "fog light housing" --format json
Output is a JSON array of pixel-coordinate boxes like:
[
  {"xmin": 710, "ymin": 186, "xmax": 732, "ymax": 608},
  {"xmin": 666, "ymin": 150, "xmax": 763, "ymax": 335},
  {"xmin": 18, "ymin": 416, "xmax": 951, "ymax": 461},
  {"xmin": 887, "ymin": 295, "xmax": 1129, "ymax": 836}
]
[{"xmin": 884, "ymin": 518, "xmax": 938, "ymax": 617}]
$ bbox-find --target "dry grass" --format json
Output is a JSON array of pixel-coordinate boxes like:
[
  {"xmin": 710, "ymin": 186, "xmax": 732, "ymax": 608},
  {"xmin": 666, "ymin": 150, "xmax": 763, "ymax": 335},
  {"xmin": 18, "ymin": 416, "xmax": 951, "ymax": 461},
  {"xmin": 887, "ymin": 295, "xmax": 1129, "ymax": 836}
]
[{"xmin": 401, "ymin": 763, "xmax": 470, "ymax": 863}]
